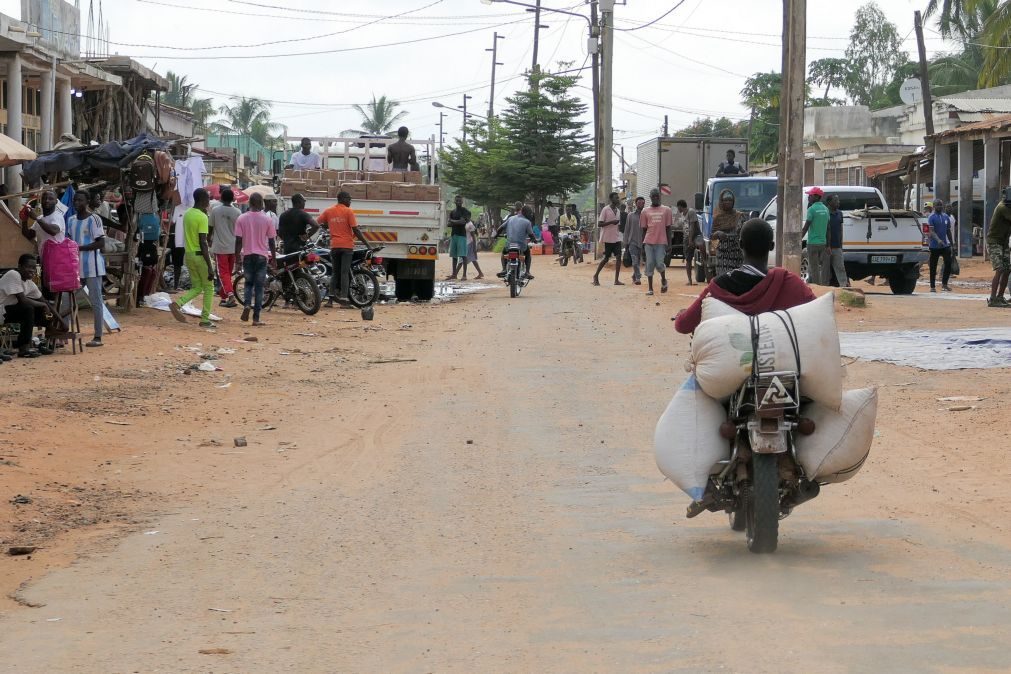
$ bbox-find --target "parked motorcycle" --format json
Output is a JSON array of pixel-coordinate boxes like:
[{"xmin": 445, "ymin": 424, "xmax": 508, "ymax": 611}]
[
  {"xmin": 503, "ymin": 244, "xmax": 531, "ymax": 298},
  {"xmin": 558, "ymin": 228, "xmax": 585, "ymax": 266},
  {"xmin": 348, "ymin": 245, "xmax": 385, "ymax": 308},
  {"xmin": 232, "ymin": 248, "xmax": 322, "ymax": 316},
  {"xmin": 691, "ymin": 370, "xmax": 819, "ymax": 553}
]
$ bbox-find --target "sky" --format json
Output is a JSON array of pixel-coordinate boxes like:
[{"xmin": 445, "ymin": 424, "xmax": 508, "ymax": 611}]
[{"xmin": 1, "ymin": 0, "xmax": 960, "ymax": 173}]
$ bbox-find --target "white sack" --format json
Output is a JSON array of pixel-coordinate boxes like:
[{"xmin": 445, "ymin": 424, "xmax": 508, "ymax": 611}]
[
  {"xmin": 796, "ymin": 387, "xmax": 877, "ymax": 483},
  {"xmin": 654, "ymin": 375, "xmax": 729, "ymax": 501},
  {"xmin": 690, "ymin": 293, "xmax": 842, "ymax": 409},
  {"xmin": 701, "ymin": 296, "xmax": 743, "ymax": 322}
]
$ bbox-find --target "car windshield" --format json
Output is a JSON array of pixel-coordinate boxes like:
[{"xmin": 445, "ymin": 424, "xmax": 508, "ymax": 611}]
[
  {"xmin": 712, "ymin": 179, "xmax": 778, "ymax": 213},
  {"xmin": 829, "ymin": 192, "xmax": 885, "ymax": 211}
]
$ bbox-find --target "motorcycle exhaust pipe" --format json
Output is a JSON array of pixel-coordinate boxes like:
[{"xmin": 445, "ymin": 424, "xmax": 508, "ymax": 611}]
[{"xmin": 792, "ymin": 479, "xmax": 820, "ymax": 506}]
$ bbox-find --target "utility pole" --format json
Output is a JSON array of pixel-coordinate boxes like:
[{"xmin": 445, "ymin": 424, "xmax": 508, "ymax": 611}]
[
  {"xmin": 914, "ymin": 10, "xmax": 935, "ymax": 138},
  {"xmin": 438, "ymin": 112, "xmax": 446, "ymax": 150},
  {"xmin": 532, "ymin": 0, "xmax": 542, "ymax": 73},
  {"xmin": 459, "ymin": 94, "xmax": 472, "ymax": 143},
  {"xmin": 596, "ymin": 0, "xmax": 614, "ymax": 217},
  {"xmin": 776, "ymin": 0, "xmax": 806, "ymax": 273},
  {"xmin": 663, "ymin": 114, "xmax": 669, "ymax": 138},
  {"xmin": 486, "ymin": 32, "xmax": 505, "ymax": 120},
  {"xmin": 590, "ymin": 0, "xmax": 601, "ymax": 225}
]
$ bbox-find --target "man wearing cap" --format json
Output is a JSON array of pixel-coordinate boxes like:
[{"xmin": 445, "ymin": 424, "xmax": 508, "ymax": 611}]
[{"xmin": 802, "ymin": 187, "xmax": 830, "ymax": 285}]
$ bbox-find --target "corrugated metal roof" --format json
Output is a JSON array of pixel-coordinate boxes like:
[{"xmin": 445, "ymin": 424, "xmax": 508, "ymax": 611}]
[
  {"xmin": 933, "ymin": 113, "xmax": 1011, "ymax": 140},
  {"xmin": 865, "ymin": 160, "xmax": 901, "ymax": 178},
  {"xmin": 938, "ymin": 97, "xmax": 1011, "ymax": 114}
]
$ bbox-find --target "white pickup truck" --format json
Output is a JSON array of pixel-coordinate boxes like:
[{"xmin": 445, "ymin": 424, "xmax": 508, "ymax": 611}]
[{"xmin": 759, "ymin": 185, "xmax": 929, "ymax": 294}]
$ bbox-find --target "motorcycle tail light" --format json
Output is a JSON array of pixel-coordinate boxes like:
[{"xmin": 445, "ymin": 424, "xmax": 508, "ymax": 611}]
[
  {"xmin": 409, "ymin": 246, "xmax": 418, "ymax": 254},
  {"xmin": 373, "ymin": 257, "xmax": 383, "ymax": 265},
  {"xmin": 306, "ymin": 252, "xmax": 320, "ymax": 263},
  {"xmin": 508, "ymin": 251, "xmax": 519, "ymax": 260},
  {"xmin": 428, "ymin": 246, "xmax": 437, "ymax": 255}
]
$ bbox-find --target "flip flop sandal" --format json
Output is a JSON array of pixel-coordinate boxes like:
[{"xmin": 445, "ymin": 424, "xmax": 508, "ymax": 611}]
[
  {"xmin": 18, "ymin": 350, "xmax": 40, "ymax": 358},
  {"xmin": 85, "ymin": 340, "xmax": 103, "ymax": 348},
  {"xmin": 38, "ymin": 345, "xmax": 56, "ymax": 354}
]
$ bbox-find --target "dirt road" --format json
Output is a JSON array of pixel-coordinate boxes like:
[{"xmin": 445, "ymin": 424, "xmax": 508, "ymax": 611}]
[{"xmin": 2, "ymin": 255, "xmax": 1011, "ymax": 672}]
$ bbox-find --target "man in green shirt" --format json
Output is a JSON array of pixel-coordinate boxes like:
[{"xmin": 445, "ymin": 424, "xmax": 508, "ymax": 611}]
[
  {"xmin": 987, "ymin": 188, "xmax": 1011, "ymax": 308},
  {"xmin": 802, "ymin": 186, "xmax": 830, "ymax": 285},
  {"xmin": 171, "ymin": 188, "xmax": 217, "ymax": 327}
]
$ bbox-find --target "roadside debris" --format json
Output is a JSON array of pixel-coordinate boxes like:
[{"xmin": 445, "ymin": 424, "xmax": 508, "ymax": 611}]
[
  {"xmin": 233, "ymin": 437, "xmax": 247, "ymax": 447},
  {"xmin": 8, "ymin": 546, "xmax": 37, "ymax": 556},
  {"xmin": 10, "ymin": 494, "xmax": 32, "ymax": 505}
]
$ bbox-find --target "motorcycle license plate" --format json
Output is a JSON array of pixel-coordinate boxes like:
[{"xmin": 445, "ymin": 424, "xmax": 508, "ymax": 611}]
[{"xmin": 870, "ymin": 255, "xmax": 898, "ymax": 264}]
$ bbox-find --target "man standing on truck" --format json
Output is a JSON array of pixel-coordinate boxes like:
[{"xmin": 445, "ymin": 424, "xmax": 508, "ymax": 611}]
[
  {"xmin": 386, "ymin": 126, "xmax": 419, "ymax": 172},
  {"xmin": 827, "ymin": 194, "xmax": 850, "ymax": 288},
  {"xmin": 592, "ymin": 192, "xmax": 624, "ymax": 286},
  {"xmin": 319, "ymin": 191, "xmax": 371, "ymax": 308},
  {"xmin": 716, "ymin": 149, "xmax": 748, "ymax": 177},
  {"xmin": 287, "ymin": 138, "xmax": 322, "ymax": 171},
  {"xmin": 986, "ymin": 187, "xmax": 1011, "ymax": 308},
  {"xmin": 802, "ymin": 187, "xmax": 830, "ymax": 285},
  {"xmin": 446, "ymin": 195, "xmax": 471, "ymax": 281},
  {"xmin": 927, "ymin": 198, "xmax": 954, "ymax": 293}
]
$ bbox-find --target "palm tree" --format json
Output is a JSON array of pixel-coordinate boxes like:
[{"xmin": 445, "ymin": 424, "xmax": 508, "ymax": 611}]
[
  {"xmin": 214, "ymin": 96, "xmax": 278, "ymax": 138},
  {"xmin": 190, "ymin": 98, "xmax": 214, "ymax": 135},
  {"xmin": 926, "ymin": 0, "xmax": 1011, "ymax": 88},
  {"xmin": 164, "ymin": 71, "xmax": 195, "ymax": 109},
  {"xmin": 344, "ymin": 94, "xmax": 407, "ymax": 136}
]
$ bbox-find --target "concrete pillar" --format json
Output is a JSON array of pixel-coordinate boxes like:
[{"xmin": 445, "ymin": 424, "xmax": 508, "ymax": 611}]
[
  {"xmin": 933, "ymin": 142, "xmax": 951, "ymax": 205},
  {"xmin": 5, "ymin": 53, "xmax": 23, "ymax": 198},
  {"xmin": 56, "ymin": 77, "xmax": 72, "ymax": 138},
  {"xmin": 957, "ymin": 138, "xmax": 974, "ymax": 258},
  {"xmin": 39, "ymin": 61, "xmax": 54, "ymax": 151},
  {"xmin": 984, "ymin": 135, "xmax": 1000, "ymax": 245}
]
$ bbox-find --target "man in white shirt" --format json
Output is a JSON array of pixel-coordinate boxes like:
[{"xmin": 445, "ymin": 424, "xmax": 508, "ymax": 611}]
[
  {"xmin": 0, "ymin": 254, "xmax": 53, "ymax": 357},
  {"xmin": 287, "ymin": 137, "xmax": 321, "ymax": 171},
  {"xmin": 20, "ymin": 190, "xmax": 65, "ymax": 255}
]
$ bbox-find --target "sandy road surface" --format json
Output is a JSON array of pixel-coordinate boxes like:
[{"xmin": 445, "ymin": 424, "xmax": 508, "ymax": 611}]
[{"xmin": 1, "ymin": 254, "xmax": 1011, "ymax": 672}]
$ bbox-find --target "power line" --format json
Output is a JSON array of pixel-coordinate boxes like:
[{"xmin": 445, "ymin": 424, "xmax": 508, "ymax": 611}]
[
  {"xmin": 623, "ymin": 33, "xmax": 748, "ymax": 78},
  {"xmin": 222, "ymin": 0, "xmax": 527, "ymax": 20},
  {"xmin": 615, "ymin": 0, "xmax": 688, "ymax": 32},
  {"xmin": 134, "ymin": 0, "xmax": 506, "ymax": 25}
]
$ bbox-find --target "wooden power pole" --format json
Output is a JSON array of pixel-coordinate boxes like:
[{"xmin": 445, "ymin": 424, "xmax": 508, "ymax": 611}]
[
  {"xmin": 776, "ymin": 0, "xmax": 806, "ymax": 273},
  {"xmin": 914, "ymin": 10, "xmax": 934, "ymax": 138},
  {"xmin": 487, "ymin": 32, "xmax": 504, "ymax": 120},
  {"xmin": 596, "ymin": 0, "xmax": 614, "ymax": 216}
]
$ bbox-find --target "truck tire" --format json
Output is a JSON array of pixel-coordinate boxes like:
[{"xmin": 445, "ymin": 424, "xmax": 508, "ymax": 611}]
[
  {"xmin": 887, "ymin": 271, "xmax": 918, "ymax": 295},
  {"xmin": 395, "ymin": 278, "xmax": 415, "ymax": 302},
  {"xmin": 415, "ymin": 279, "xmax": 435, "ymax": 302}
]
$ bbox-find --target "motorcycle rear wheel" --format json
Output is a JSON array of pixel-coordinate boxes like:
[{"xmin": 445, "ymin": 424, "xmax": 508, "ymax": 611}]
[
  {"xmin": 509, "ymin": 273, "xmax": 520, "ymax": 298},
  {"xmin": 348, "ymin": 268, "xmax": 380, "ymax": 308},
  {"xmin": 232, "ymin": 274, "xmax": 278, "ymax": 310},
  {"xmin": 292, "ymin": 271, "xmax": 322, "ymax": 315},
  {"xmin": 746, "ymin": 453, "xmax": 780, "ymax": 553}
]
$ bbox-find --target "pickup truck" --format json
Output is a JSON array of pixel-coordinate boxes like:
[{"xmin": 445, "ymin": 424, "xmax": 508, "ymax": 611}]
[{"xmin": 759, "ymin": 185, "xmax": 929, "ymax": 295}]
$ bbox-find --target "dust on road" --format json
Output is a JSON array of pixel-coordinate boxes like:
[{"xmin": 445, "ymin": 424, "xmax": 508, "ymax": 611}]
[{"xmin": 1, "ymin": 255, "xmax": 1010, "ymax": 672}]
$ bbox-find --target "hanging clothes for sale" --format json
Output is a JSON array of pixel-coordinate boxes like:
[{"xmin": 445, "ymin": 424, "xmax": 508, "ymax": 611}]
[{"xmin": 174, "ymin": 156, "xmax": 206, "ymax": 208}]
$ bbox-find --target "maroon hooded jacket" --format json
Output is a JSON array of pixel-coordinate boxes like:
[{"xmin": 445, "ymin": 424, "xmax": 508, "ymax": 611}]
[{"xmin": 674, "ymin": 267, "xmax": 816, "ymax": 334}]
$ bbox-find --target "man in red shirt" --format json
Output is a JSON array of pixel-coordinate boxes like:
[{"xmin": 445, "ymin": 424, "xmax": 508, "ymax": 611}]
[
  {"xmin": 674, "ymin": 218, "xmax": 815, "ymax": 334},
  {"xmin": 640, "ymin": 188, "xmax": 673, "ymax": 296},
  {"xmin": 318, "ymin": 191, "xmax": 370, "ymax": 307}
]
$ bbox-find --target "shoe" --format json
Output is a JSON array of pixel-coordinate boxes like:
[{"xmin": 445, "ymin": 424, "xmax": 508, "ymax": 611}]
[
  {"xmin": 524, "ymin": 273, "xmax": 534, "ymax": 280},
  {"xmin": 17, "ymin": 350, "xmax": 40, "ymax": 359},
  {"xmin": 592, "ymin": 279, "xmax": 600, "ymax": 286},
  {"xmin": 475, "ymin": 274, "xmax": 484, "ymax": 280},
  {"xmin": 169, "ymin": 301, "xmax": 187, "ymax": 323},
  {"xmin": 633, "ymin": 280, "xmax": 641, "ymax": 285},
  {"xmin": 646, "ymin": 290, "xmax": 654, "ymax": 296},
  {"xmin": 84, "ymin": 340, "xmax": 102, "ymax": 348},
  {"xmin": 496, "ymin": 272, "xmax": 506, "ymax": 278},
  {"xmin": 240, "ymin": 307, "xmax": 251, "ymax": 322},
  {"xmin": 224, "ymin": 299, "xmax": 238, "ymax": 308},
  {"xmin": 930, "ymin": 287, "xmax": 937, "ymax": 293},
  {"xmin": 252, "ymin": 320, "xmax": 266, "ymax": 327},
  {"xmin": 942, "ymin": 286, "xmax": 952, "ymax": 292},
  {"xmin": 986, "ymin": 297, "xmax": 1010, "ymax": 308},
  {"xmin": 199, "ymin": 321, "xmax": 217, "ymax": 329},
  {"xmin": 614, "ymin": 281, "xmax": 624, "ymax": 286},
  {"xmin": 0, "ymin": 353, "xmax": 11, "ymax": 362},
  {"xmin": 661, "ymin": 283, "xmax": 668, "ymax": 293}
]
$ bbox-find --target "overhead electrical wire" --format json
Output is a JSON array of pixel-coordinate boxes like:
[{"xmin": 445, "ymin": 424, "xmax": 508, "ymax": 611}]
[
  {"xmin": 615, "ymin": 0, "xmax": 688, "ymax": 32},
  {"xmin": 134, "ymin": 0, "xmax": 504, "ymax": 25}
]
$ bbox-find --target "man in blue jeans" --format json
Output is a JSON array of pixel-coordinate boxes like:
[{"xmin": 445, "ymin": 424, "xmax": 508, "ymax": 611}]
[
  {"xmin": 233, "ymin": 193, "xmax": 277, "ymax": 326},
  {"xmin": 927, "ymin": 198, "xmax": 954, "ymax": 292}
]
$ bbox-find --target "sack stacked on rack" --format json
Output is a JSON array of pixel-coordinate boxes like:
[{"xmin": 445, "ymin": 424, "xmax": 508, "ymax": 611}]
[
  {"xmin": 690, "ymin": 293, "xmax": 843, "ymax": 409},
  {"xmin": 654, "ymin": 375, "xmax": 729, "ymax": 500}
]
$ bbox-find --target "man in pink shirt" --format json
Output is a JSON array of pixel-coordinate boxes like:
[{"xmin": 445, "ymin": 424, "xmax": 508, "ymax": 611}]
[
  {"xmin": 233, "ymin": 192, "xmax": 277, "ymax": 326},
  {"xmin": 640, "ymin": 187, "xmax": 673, "ymax": 295},
  {"xmin": 593, "ymin": 191, "xmax": 624, "ymax": 286}
]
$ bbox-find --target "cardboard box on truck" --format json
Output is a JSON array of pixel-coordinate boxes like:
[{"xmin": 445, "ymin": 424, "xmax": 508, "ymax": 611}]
[
  {"xmin": 367, "ymin": 171, "xmax": 403, "ymax": 183},
  {"xmin": 402, "ymin": 171, "xmax": 423, "ymax": 184},
  {"xmin": 340, "ymin": 182, "xmax": 368, "ymax": 200},
  {"xmin": 390, "ymin": 183, "xmax": 418, "ymax": 200},
  {"xmin": 366, "ymin": 182, "xmax": 393, "ymax": 200},
  {"xmin": 415, "ymin": 184, "xmax": 441, "ymax": 201}
]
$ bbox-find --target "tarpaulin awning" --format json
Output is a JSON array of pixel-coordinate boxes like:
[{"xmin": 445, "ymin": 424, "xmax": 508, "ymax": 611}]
[{"xmin": 20, "ymin": 132, "xmax": 171, "ymax": 183}]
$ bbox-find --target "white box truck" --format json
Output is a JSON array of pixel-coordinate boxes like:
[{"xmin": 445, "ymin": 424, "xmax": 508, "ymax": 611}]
[{"xmin": 635, "ymin": 137, "xmax": 749, "ymax": 207}]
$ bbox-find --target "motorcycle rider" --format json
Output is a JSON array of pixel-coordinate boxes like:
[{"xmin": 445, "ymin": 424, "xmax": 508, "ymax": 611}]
[
  {"xmin": 674, "ymin": 218, "xmax": 815, "ymax": 335},
  {"xmin": 496, "ymin": 205, "xmax": 538, "ymax": 280}
]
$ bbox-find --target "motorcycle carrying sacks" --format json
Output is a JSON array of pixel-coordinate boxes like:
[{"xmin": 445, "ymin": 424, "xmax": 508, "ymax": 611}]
[
  {"xmin": 654, "ymin": 375, "xmax": 729, "ymax": 500},
  {"xmin": 796, "ymin": 387, "xmax": 878, "ymax": 483},
  {"xmin": 690, "ymin": 293, "xmax": 843, "ymax": 410}
]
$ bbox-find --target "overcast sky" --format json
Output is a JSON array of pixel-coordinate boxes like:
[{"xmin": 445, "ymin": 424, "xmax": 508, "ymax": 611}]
[{"xmin": 2, "ymin": 0, "xmax": 958, "ymax": 171}]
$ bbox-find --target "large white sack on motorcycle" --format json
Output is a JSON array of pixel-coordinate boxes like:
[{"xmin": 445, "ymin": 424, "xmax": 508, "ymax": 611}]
[
  {"xmin": 701, "ymin": 296, "xmax": 743, "ymax": 322},
  {"xmin": 690, "ymin": 293, "xmax": 843, "ymax": 409},
  {"xmin": 654, "ymin": 375, "xmax": 729, "ymax": 501},
  {"xmin": 796, "ymin": 387, "xmax": 878, "ymax": 483}
]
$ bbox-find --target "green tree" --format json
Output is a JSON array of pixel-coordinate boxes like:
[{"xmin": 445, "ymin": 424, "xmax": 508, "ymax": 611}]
[
  {"xmin": 214, "ymin": 96, "xmax": 277, "ymax": 138},
  {"xmin": 673, "ymin": 117, "xmax": 747, "ymax": 137},
  {"xmin": 808, "ymin": 57, "xmax": 853, "ymax": 103},
  {"xmin": 439, "ymin": 118, "xmax": 516, "ymax": 220},
  {"xmin": 844, "ymin": 2, "xmax": 910, "ymax": 107},
  {"xmin": 345, "ymin": 95, "xmax": 407, "ymax": 136},
  {"xmin": 740, "ymin": 72, "xmax": 782, "ymax": 164},
  {"xmin": 190, "ymin": 98, "xmax": 214, "ymax": 134},
  {"xmin": 164, "ymin": 71, "xmax": 195, "ymax": 109}
]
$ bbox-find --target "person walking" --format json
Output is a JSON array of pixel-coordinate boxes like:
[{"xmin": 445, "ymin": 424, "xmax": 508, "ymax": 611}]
[
  {"xmin": 169, "ymin": 188, "xmax": 216, "ymax": 328},
  {"xmin": 209, "ymin": 187, "xmax": 241, "ymax": 307},
  {"xmin": 592, "ymin": 192, "xmax": 624, "ymax": 286},
  {"xmin": 319, "ymin": 190, "xmax": 370, "ymax": 307},
  {"xmin": 986, "ymin": 188, "xmax": 1011, "ymax": 308},
  {"xmin": 802, "ymin": 187, "xmax": 830, "ymax": 285},
  {"xmin": 927, "ymin": 198, "xmax": 954, "ymax": 293},
  {"xmin": 624, "ymin": 196, "xmax": 645, "ymax": 285},
  {"xmin": 65, "ymin": 191, "xmax": 108, "ymax": 346},
  {"xmin": 546, "ymin": 200, "xmax": 561, "ymax": 254},
  {"xmin": 711, "ymin": 189, "xmax": 745, "ymax": 278},
  {"xmin": 463, "ymin": 218, "xmax": 484, "ymax": 280},
  {"xmin": 640, "ymin": 188, "xmax": 673, "ymax": 296},
  {"xmin": 234, "ymin": 193, "xmax": 277, "ymax": 326},
  {"xmin": 676, "ymin": 199, "xmax": 701, "ymax": 286},
  {"xmin": 446, "ymin": 195, "xmax": 471, "ymax": 280},
  {"xmin": 826, "ymin": 194, "xmax": 850, "ymax": 288}
]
